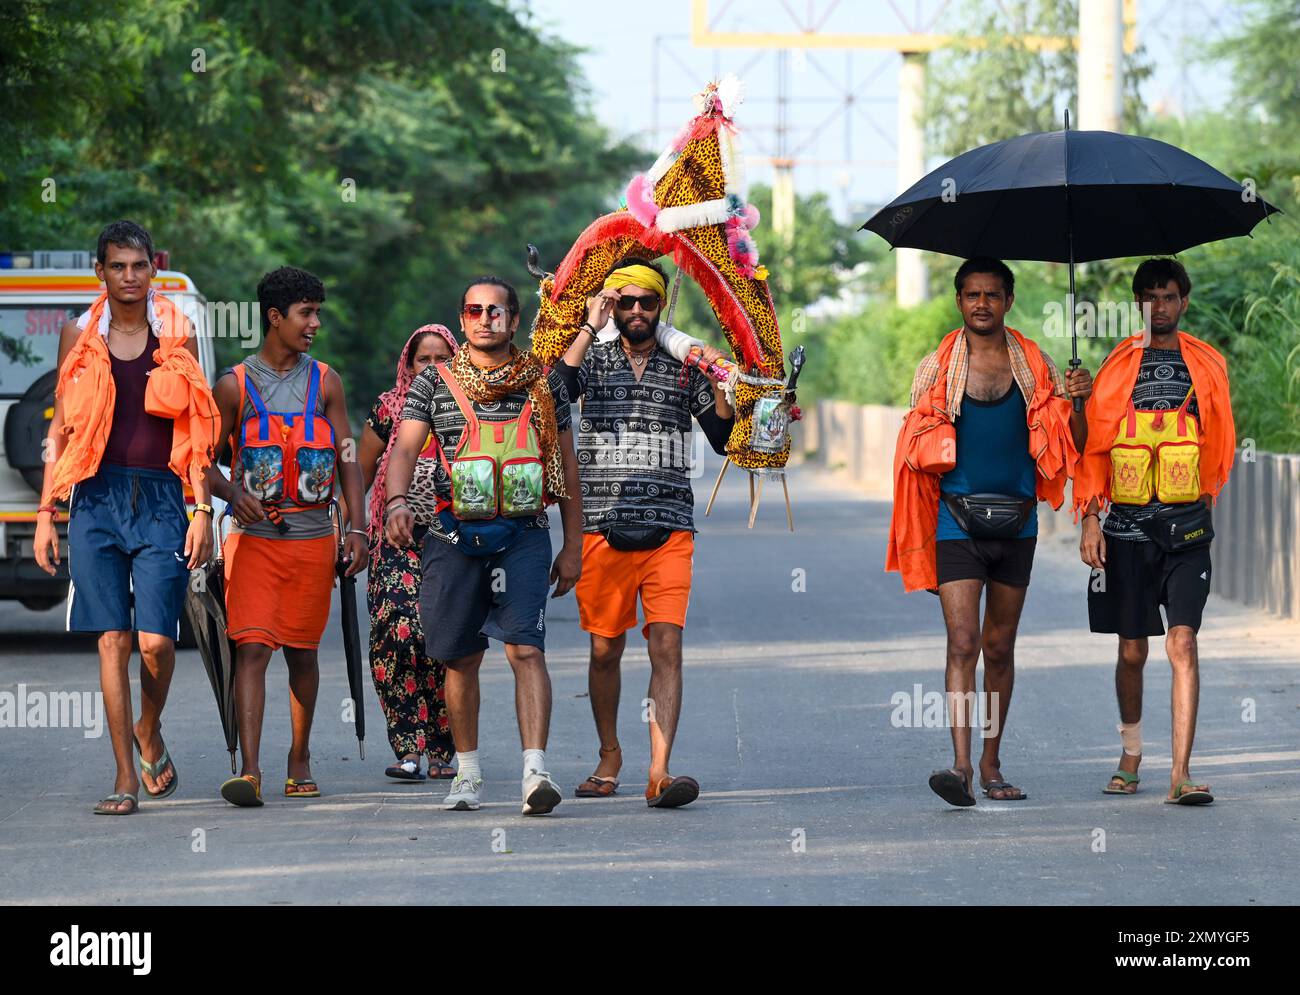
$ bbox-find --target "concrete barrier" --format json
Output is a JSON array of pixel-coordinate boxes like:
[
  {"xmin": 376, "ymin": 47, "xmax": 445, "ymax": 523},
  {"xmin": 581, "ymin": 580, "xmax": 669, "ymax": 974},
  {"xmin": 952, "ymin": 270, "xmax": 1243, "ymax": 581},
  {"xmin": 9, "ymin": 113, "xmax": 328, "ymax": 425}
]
[{"xmin": 794, "ymin": 400, "xmax": 1300, "ymax": 621}]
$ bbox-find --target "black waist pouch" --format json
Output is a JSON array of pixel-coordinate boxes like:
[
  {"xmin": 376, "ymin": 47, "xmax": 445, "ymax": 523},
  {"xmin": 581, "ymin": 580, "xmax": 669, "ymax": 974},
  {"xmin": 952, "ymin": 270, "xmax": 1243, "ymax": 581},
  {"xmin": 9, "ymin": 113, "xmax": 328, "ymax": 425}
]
[
  {"xmin": 601, "ymin": 524, "xmax": 673, "ymax": 552},
  {"xmin": 943, "ymin": 493, "xmax": 1036, "ymax": 540},
  {"xmin": 1135, "ymin": 502, "xmax": 1214, "ymax": 552}
]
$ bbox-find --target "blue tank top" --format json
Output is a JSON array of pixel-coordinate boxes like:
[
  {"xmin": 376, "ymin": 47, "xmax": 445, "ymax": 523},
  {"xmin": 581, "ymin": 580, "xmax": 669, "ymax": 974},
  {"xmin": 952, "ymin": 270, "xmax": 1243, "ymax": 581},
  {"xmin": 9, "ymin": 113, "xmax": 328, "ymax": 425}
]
[{"xmin": 936, "ymin": 385, "xmax": 1037, "ymax": 540}]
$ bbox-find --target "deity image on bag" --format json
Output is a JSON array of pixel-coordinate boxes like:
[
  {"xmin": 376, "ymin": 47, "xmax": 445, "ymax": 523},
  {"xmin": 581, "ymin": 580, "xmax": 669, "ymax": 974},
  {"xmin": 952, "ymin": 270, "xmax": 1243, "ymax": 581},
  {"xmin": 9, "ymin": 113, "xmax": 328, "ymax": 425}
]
[
  {"xmin": 297, "ymin": 447, "xmax": 337, "ymax": 504},
  {"xmin": 452, "ymin": 460, "xmax": 496, "ymax": 518},
  {"xmin": 240, "ymin": 447, "xmax": 284, "ymax": 502},
  {"xmin": 750, "ymin": 395, "xmax": 789, "ymax": 453},
  {"xmin": 501, "ymin": 462, "xmax": 543, "ymax": 516}
]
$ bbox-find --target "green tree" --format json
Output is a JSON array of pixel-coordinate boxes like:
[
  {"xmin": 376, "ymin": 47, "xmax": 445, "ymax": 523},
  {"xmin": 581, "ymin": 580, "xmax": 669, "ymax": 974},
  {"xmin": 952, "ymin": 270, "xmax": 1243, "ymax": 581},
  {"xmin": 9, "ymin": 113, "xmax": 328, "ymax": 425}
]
[{"xmin": 0, "ymin": 0, "xmax": 645, "ymax": 419}]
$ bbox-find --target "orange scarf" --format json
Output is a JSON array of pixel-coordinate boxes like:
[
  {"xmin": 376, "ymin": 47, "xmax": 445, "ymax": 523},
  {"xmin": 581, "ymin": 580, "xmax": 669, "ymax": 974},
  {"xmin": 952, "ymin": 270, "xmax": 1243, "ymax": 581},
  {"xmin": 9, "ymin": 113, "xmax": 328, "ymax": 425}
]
[
  {"xmin": 43, "ymin": 291, "xmax": 219, "ymax": 504},
  {"xmin": 1073, "ymin": 330, "xmax": 1234, "ymax": 516},
  {"xmin": 886, "ymin": 327, "xmax": 1078, "ymax": 593}
]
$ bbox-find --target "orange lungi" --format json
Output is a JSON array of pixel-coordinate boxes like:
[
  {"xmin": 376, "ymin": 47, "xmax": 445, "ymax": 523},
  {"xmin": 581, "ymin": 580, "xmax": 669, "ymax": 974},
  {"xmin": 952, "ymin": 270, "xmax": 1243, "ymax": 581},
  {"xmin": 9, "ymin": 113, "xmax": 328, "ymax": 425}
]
[{"xmin": 224, "ymin": 532, "xmax": 336, "ymax": 650}]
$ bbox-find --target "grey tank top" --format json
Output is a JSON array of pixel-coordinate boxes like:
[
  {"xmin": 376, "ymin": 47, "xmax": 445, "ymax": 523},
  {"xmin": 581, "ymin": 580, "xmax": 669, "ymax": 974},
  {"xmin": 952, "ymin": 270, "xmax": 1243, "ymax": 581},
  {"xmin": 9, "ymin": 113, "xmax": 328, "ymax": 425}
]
[{"xmin": 231, "ymin": 353, "xmax": 336, "ymax": 540}]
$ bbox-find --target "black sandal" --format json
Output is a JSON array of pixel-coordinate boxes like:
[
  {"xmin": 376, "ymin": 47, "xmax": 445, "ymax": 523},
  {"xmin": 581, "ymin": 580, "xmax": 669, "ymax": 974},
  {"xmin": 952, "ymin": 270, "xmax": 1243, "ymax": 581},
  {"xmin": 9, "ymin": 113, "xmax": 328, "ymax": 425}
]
[
  {"xmin": 928, "ymin": 768, "xmax": 976, "ymax": 807},
  {"xmin": 980, "ymin": 779, "xmax": 1028, "ymax": 801},
  {"xmin": 385, "ymin": 759, "xmax": 425, "ymax": 781}
]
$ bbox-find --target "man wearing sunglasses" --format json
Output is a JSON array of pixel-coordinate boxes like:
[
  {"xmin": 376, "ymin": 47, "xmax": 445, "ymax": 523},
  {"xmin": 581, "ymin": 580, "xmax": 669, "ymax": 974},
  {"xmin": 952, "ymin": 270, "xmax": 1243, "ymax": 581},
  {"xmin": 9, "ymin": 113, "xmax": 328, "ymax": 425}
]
[
  {"xmin": 385, "ymin": 276, "xmax": 582, "ymax": 816},
  {"xmin": 554, "ymin": 256, "xmax": 734, "ymax": 808}
]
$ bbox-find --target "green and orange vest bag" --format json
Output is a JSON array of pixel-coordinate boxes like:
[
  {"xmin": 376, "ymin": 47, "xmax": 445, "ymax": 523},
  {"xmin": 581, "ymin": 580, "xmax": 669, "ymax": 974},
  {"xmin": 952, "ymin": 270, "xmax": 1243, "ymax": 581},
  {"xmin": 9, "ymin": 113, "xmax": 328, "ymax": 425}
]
[{"xmin": 432, "ymin": 361, "xmax": 545, "ymax": 555}]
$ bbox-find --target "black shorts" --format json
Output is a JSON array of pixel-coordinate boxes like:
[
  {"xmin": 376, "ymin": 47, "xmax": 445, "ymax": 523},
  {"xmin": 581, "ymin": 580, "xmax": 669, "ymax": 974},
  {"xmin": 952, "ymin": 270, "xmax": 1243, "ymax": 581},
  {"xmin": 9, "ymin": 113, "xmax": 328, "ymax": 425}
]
[
  {"xmin": 419, "ymin": 526, "xmax": 552, "ymax": 659},
  {"xmin": 935, "ymin": 537, "xmax": 1037, "ymax": 588},
  {"xmin": 1087, "ymin": 536, "xmax": 1212, "ymax": 639}
]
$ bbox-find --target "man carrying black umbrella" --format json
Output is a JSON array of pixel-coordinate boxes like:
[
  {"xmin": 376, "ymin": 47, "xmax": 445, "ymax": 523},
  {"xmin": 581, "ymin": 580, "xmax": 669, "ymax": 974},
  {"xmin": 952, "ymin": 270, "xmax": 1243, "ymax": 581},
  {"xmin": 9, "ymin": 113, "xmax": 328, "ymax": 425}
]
[
  {"xmin": 1076, "ymin": 259, "xmax": 1236, "ymax": 805},
  {"xmin": 888, "ymin": 257, "xmax": 1092, "ymax": 807}
]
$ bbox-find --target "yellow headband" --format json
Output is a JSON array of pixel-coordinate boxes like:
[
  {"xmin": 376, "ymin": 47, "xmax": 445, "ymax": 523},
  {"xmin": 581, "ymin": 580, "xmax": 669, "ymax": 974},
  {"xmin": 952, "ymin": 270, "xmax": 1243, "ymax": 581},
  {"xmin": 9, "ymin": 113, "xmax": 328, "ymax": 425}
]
[{"xmin": 604, "ymin": 265, "xmax": 666, "ymax": 301}]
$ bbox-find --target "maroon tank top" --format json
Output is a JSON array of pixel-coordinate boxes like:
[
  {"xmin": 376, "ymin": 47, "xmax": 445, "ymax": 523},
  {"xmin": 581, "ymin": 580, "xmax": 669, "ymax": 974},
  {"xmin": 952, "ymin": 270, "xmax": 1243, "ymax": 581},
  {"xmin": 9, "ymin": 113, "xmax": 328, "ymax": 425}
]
[{"xmin": 103, "ymin": 330, "xmax": 175, "ymax": 470}]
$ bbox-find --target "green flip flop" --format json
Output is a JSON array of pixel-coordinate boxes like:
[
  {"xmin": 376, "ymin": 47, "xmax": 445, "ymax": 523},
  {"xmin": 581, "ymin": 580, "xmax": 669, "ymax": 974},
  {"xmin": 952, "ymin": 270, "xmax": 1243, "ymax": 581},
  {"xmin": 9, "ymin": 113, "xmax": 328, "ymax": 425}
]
[
  {"xmin": 93, "ymin": 792, "xmax": 138, "ymax": 815},
  {"xmin": 1103, "ymin": 770, "xmax": 1140, "ymax": 794},
  {"xmin": 1165, "ymin": 780, "xmax": 1214, "ymax": 805},
  {"xmin": 133, "ymin": 733, "xmax": 179, "ymax": 799}
]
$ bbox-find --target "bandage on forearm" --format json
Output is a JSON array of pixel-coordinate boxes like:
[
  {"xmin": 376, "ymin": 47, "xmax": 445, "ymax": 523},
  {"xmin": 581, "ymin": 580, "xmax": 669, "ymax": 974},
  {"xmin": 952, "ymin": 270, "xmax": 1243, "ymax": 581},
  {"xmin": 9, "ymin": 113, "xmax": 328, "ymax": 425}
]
[{"xmin": 1117, "ymin": 721, "xmax": 1142, "ymax": 756}]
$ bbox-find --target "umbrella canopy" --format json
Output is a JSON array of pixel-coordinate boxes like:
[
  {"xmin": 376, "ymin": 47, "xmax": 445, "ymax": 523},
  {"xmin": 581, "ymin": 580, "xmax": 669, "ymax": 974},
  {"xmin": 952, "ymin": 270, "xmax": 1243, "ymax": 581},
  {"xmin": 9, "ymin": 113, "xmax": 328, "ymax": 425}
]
[
  {"xmin": 863, "ymin": 127, "xmax": 1280, "ymax": 263},
  {"xmin": 183, "ymin": 555, "xmax": 238, "ymax": 773}
]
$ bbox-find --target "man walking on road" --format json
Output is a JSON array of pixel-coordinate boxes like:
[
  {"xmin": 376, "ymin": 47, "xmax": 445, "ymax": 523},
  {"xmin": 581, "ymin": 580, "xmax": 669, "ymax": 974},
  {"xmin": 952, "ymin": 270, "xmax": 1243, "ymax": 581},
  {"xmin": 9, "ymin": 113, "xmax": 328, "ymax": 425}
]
[
  {"xmin": 206, "ymin": 266, "xmax": 368, "ymax": 807},
  {"xmin": 1077, "ymin": 258, "xmax": 1235, "ymax": 805},
  {"xmin": 34, "ymin": 220, "xmax": 218, "ymax": 815},
  {"xmin": 553, "ymin": 257, "xmax": 733, "ymax": 808},
  {"xmin": 888, "ymin": 257, "xmax": 1092, "ymax": 807},
  {"xmin": 385, "ymin": 277, "xmax": 582, "ymax": 816}
]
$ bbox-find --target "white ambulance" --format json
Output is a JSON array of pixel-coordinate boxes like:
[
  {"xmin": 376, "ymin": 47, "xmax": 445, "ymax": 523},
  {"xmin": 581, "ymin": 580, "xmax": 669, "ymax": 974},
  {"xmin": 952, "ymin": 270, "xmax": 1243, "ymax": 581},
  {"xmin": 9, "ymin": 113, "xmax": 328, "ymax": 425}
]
[{"xmin": 0, "ymin": 250, "xmax": 218, "ymax": 634}]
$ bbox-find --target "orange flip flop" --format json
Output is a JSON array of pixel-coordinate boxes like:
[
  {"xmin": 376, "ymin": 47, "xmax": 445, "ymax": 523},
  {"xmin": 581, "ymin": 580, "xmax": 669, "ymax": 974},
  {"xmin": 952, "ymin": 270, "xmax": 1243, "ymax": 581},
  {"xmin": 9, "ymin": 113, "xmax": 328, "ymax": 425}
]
[
  {"xmin": 221, "ymin": 774, "xmax": 263, "ymax": 807},
  {"xmin": 645, "ymin": 775, "xmax": 699, "ymax": 809}
]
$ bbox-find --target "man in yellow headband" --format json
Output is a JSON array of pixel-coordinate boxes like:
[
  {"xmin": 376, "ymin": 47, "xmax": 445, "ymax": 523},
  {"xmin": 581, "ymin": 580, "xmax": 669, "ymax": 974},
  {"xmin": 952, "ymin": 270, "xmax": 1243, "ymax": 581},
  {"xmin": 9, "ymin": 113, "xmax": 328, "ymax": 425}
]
[{"xmin": 554, "ymin": 255, "xmax": 733, "ymax": 809}]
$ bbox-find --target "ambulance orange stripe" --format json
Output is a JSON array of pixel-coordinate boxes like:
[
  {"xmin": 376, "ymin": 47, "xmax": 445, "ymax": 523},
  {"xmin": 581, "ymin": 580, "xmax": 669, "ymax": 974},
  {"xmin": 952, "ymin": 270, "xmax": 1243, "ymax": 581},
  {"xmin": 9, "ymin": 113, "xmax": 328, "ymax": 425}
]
[{"xmin": 0, "ymin": 276, "xmax": 190, "ymax": 292}]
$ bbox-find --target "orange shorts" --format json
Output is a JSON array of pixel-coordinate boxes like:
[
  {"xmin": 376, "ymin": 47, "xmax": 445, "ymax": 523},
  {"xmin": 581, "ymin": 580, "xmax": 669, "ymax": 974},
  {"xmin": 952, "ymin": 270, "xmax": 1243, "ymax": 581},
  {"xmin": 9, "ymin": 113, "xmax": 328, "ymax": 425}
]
[
  {"xmin": 575, "ymin": 530, "xmax": 694, "ymax": 639},
  {"xmin": 224, "ymin": 532, "xmax": 336, "ymax": 650}
]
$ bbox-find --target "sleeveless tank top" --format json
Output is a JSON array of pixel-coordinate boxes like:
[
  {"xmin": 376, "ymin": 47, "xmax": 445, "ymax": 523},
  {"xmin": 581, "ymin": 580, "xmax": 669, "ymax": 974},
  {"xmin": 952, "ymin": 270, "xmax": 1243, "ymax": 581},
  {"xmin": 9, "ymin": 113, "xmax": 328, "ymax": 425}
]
[{"xmin": 103, "ymin": 330, "xmax": 174, "ymax": 471}]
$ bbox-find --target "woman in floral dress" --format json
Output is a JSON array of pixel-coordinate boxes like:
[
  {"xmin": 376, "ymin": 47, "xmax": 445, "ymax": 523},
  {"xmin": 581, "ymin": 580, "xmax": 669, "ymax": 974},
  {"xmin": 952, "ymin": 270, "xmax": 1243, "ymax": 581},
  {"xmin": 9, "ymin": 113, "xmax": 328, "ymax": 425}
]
[{"xmin": 360, "ymin": 324, "xmax": 459, "ymax": 780}]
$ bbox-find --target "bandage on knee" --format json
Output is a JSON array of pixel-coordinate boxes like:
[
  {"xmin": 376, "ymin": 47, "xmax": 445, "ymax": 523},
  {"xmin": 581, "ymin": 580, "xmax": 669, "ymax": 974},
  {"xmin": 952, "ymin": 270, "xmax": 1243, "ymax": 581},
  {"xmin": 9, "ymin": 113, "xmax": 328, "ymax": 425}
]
[{"xmin": 1117, "ymin": 721, "xmax": 1142, "ymax": 756}]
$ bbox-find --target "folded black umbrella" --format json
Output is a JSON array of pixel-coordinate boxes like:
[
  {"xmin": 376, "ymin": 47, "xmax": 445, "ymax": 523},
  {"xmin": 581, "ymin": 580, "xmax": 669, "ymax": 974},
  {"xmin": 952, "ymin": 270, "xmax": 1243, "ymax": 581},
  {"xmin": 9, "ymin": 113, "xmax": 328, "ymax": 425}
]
[
  {"xmin": 337, "ymin": 540, "xmax": 366, "ymax": 760},
  {"xmin": 183, "ymin": 546, "xmax": 238, "ymax": 774}
]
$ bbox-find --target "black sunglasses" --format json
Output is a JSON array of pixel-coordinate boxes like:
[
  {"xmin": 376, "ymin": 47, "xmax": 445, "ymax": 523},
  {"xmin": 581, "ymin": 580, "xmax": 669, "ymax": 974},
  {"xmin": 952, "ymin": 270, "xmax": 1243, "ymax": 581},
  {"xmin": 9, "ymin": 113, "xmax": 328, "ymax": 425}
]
[{"xmin": 616, "ymin": 293, "xmax": 660, "ymax": 312}]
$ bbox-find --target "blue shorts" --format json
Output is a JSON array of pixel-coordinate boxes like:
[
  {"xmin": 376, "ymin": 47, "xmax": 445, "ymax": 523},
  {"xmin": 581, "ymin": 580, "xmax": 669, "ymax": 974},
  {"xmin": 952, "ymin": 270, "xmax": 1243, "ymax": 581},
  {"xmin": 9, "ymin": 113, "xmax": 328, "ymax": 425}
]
[
  {"xmin": 418, "ymin": 526, "xmax": 552, "ymax": 659},
  {"xmin": 67, "ymin": 465, "xmax": 190, "ymax": 638}
]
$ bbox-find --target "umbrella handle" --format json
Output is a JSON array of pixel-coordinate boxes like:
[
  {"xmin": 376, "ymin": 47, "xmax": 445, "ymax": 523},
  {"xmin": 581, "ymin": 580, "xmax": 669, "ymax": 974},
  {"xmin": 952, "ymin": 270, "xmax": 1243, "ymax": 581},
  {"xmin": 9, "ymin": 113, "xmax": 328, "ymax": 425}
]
[
  {"xmin": 213, "ymin": 510, "xmax": 230, "ymax": 566},
  {"xmin": 1069, "ymin": 357, "xmax": 1084, "ymax": 412}
]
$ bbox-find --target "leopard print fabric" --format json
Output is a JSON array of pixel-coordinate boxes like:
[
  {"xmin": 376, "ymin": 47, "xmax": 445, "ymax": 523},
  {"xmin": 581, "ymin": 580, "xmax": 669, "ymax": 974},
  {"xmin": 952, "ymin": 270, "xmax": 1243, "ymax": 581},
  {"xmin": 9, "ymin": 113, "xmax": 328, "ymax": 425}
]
[
  {"xmin": 529, "ymin": 113, "xmax": 791, "ymax": 471},
  {"xmin": 532, "ymin": 233, "xmax": 644, "ymax": 364}
]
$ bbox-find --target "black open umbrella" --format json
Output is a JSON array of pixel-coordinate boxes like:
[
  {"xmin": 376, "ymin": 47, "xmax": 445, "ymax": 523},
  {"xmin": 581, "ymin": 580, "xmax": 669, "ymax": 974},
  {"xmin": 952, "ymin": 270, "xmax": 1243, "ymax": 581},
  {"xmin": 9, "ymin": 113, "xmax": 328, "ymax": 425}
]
[
  {"xmin": 184, "ymin": 515, "xmax": 238, "ymax": 773},
  {"xmin": 863, "ymin": 113, "xmax": 1281, "ymax": 402},
  {"xmin": 334, "ymin": 506, "xmax": 366, "ymax": 759}
]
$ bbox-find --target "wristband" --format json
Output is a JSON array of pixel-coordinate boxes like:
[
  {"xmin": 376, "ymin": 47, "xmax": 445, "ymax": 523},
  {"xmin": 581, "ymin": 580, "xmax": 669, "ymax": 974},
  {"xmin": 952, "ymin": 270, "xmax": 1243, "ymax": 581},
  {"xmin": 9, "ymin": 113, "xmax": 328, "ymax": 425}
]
[
  {"xmin": 193, "ymin": 503, "xmax": 214, "ymax": 516},
  {"xmin": 38, "ymin": 505, "xmax": 58, "ymax": 521},
  {"xmin": 385, "ymin": 494, "xmax": 407, "ymax": 506},
  {"xmin": 580, "ymin": 322, "xmax": 597, "ymax": 337},
  {"xmin": 1082, "ymin": 512, "xmax": 1100, "ymax": 522},
  {"xmin": 384, "ymin": 503, "xmax": 409, "ymax": 520},
  {"xmin": 346, "ymin": 528, "xmax": 368, "ymax": 538}
]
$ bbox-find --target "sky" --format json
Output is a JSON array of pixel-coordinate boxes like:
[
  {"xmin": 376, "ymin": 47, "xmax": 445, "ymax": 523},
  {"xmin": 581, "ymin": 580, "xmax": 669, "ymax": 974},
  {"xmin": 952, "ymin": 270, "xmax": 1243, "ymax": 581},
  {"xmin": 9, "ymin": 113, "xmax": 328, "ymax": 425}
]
[{"xmin": 524, "ymin": 0, "xmax": 1240, "ymax": 221}]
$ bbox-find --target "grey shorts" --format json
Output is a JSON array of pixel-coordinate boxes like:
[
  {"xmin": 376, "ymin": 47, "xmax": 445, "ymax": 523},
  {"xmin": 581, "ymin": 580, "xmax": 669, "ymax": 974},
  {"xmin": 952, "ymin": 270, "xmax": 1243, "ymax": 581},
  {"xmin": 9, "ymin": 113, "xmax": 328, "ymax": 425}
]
[{"xmin": 418, "ymin": 526, "xmax": 552, "ymax": 659}]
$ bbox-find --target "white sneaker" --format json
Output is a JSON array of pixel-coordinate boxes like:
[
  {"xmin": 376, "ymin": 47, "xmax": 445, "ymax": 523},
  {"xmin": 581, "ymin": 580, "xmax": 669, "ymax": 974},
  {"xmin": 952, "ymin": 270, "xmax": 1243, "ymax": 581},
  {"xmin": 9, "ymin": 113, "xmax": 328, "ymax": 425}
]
[
  {"xmin": 443, "ymin": 774, "xmax": 483, "ymax": 811},
  {"xmin": 521, "ymin": 769, "xmax": 562, "ymax": 816}
]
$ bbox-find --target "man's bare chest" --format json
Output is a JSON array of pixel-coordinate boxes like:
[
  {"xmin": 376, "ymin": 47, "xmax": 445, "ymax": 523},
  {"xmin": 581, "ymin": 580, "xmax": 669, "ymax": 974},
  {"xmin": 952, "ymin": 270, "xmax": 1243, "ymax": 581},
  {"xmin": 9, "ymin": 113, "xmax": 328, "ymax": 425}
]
[{"xmin": 966, "ymin": 354, "xmax": 1014, "ymax": 402}]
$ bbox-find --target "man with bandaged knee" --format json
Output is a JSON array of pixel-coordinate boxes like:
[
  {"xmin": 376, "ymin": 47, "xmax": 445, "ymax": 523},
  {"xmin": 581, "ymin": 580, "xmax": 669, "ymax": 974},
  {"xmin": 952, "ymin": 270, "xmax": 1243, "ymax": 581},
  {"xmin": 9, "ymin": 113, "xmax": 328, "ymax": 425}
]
[{"xmin": 1077, "ymin": 258, "xmax": 1235, "ymax": 805}]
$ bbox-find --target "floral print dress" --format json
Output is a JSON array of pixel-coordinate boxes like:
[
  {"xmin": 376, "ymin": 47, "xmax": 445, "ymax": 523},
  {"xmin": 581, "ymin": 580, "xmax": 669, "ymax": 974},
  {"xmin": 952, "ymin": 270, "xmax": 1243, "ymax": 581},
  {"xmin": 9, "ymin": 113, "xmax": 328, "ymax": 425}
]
[{"xmin": 365, "ymin": 401, "xmax": 453, "ymax": 766}]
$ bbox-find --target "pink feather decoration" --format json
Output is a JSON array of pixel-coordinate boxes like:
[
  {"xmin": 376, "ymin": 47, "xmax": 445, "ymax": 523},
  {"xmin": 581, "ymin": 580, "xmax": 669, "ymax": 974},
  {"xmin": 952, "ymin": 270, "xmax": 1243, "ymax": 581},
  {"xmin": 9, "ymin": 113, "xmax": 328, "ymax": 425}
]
[
  {"xmin": 743, "ymin": 203, "xmax": 760, "ymax": 228},
  {"xmin": 624, "ymin": 174, "xmax": 659, "ymax": 227}
]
